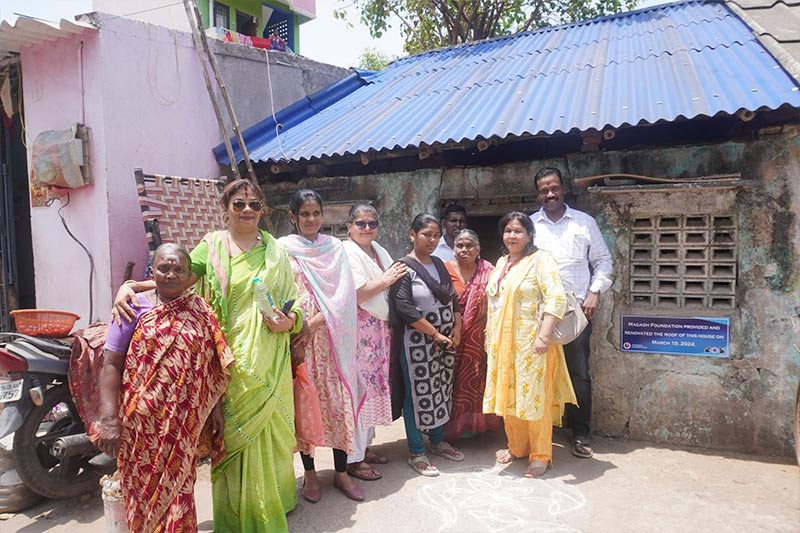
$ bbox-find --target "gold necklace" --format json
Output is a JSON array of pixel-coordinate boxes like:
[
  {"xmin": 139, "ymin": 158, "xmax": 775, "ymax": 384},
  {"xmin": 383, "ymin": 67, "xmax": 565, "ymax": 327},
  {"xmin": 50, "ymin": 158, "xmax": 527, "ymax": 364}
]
[{"xmin": 228, "ymin": 230, "xmax": 261, "ymax": 252}]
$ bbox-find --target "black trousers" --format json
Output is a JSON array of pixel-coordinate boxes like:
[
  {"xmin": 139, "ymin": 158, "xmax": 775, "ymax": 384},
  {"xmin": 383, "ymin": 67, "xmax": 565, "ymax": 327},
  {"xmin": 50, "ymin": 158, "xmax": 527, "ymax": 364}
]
[
  {"xmin": 563, "ymin": 321, "xmax": 592, "ymax": 438},
  {"xmin": 301, "ymin": 449, "xmax": 348, "ymax": 473}
]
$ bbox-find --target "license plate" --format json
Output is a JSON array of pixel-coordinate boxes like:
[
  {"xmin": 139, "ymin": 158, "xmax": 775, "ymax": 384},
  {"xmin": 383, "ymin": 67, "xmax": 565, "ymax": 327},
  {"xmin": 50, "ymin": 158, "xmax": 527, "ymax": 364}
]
[{"xmin": 0, "ymin": 379, "xmax": 23, "ymax": 403}]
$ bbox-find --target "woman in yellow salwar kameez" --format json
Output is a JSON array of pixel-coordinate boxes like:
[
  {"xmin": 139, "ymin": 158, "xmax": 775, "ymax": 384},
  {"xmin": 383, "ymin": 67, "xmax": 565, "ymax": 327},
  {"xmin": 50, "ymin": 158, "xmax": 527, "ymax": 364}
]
[
  {"xmin": 114, "ymin": 180, "xmax": 303, "ymax": 532},
  {"xmin": 484, "ymin": 212, "xmax": 577, "ymax": 478}
]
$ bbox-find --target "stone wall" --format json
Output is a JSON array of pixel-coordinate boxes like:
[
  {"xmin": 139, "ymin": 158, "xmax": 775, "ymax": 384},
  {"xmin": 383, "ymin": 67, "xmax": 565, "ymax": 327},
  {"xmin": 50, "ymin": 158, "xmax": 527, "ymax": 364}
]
[{"xmin": 265, "ymin": 130, "xmax": 800, "ymax": 455}]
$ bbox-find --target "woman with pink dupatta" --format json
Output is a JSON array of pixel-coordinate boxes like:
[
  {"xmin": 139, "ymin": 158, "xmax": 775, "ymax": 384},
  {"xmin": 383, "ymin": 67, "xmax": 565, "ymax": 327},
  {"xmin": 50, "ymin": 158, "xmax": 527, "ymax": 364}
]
[{"xmin": 279, "ymin": 189, "xmax": 364, "ymax": 503}]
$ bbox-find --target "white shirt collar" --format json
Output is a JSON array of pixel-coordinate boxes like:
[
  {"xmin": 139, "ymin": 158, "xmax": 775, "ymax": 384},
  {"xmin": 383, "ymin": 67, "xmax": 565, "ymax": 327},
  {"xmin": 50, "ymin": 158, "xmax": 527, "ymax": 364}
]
[{"xmin": 534, "ymin": 203, "xmax": 573, "ymax": 224}]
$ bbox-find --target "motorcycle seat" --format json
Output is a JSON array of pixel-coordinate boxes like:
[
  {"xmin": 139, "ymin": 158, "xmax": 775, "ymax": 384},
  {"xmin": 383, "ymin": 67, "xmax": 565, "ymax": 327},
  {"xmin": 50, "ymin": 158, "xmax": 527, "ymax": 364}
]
[
  {"xmin": 1, "ymin": 333, "xmax": 72, "ymax": 359},
  {"xmin": 6, "ymin": 340, "xmax": 70, "ymax": 375}
]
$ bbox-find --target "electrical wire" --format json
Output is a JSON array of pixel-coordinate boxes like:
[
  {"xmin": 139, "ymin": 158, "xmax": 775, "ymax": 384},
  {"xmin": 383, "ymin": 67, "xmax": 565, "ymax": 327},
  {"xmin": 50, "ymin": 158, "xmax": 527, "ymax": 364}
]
[
  {"xmin": 16, "ymin": 75, "xmax": 27, "ymax": 148},
  {"xmin": 264, "ymin": 49, "xmax": 290, "ymax": 161},
  {"xmin": 146, "ymin": 26, "xmax": 182, "ymax": 106},
  {"xmin": 91, "ymin": 2, "xmax": 186, "ymax": 23},
  {"xmin": 47, "ymin": 193, "xmax": 95, "ymax": 322}
]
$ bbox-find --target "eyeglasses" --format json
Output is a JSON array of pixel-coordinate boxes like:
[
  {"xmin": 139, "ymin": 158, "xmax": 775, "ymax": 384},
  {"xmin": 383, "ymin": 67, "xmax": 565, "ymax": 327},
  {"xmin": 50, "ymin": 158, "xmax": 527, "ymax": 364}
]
[
  {"xmin": 231, "ymin": 199, "xmax": 263, "ymax": 212},
  {"xmin": 353, "ymin": 220, "xmax": 379, "ymax": 229}
]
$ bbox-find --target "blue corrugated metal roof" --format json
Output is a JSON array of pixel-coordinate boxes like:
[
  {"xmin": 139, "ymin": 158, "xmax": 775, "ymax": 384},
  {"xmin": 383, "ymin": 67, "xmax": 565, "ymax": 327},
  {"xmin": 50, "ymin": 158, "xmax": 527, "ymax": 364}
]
[{"xmin": 214, "ymin": 0, "xmax": 800, "ymax": 166}]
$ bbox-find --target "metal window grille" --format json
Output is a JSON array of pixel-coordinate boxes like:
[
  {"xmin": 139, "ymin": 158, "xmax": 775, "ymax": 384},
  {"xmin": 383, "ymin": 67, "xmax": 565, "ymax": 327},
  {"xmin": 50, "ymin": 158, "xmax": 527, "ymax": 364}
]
[
  {"xmin": 213, "ymin": 2, "xmax": 230, "ymax": 29},
  {"xmin": 629, "ymin": 215, "xmax": 737, "ymax": 308},
  {"xmin": 264, "ymin": 4, "xmax": 295, "ymax": 50}
]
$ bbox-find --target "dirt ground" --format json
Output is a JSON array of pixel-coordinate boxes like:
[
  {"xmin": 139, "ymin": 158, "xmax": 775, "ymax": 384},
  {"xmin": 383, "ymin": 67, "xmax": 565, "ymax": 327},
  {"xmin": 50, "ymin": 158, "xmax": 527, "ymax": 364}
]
[{"xmin": 2, "ymin": 421, "xmax": 798, "ymax": 532}]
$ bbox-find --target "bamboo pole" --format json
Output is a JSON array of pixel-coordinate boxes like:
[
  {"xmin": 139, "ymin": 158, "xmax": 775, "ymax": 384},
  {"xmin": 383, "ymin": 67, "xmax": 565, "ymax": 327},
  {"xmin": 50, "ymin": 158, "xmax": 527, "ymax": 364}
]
[
  {"xmin": 182, "ymin": 0, "xmax": 240, "ymax": 180},
  {"xmin": 185, "ymin": 0, "xmax": 258, "ymax": 185}
]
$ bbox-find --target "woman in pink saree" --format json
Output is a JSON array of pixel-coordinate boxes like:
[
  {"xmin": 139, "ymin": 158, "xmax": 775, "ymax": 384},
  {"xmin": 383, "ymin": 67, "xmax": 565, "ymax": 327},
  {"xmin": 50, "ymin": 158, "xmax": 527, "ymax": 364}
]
[{"xmin": 279, "ymin": 189, "xmax": 364, "ymax": 503}]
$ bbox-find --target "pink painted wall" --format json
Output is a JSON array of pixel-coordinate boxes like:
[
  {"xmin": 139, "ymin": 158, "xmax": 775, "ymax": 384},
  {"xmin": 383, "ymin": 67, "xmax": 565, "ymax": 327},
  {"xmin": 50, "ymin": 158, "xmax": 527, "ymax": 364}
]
[
  {"xmin": 291, "ymin": 0, "xmax": 316, "ymax": 19},
  {"xmin": 21, "ymin": 16, "xmax": 221, "ymax": 326}
]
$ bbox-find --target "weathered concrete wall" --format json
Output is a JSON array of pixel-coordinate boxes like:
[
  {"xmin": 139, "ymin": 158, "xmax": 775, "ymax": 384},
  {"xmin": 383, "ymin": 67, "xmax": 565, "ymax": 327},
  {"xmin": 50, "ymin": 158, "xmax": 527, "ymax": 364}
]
[
  {"xmin": 213, "ymin": 39, "xmax": 349, "ymax": 132},
  {"xmin": 568, "ymin": 135, "xmax": 800, "ymax": 456},
  {"xmin": 267, "ymin": 131, "xmax": 800, "ymax": 455}
]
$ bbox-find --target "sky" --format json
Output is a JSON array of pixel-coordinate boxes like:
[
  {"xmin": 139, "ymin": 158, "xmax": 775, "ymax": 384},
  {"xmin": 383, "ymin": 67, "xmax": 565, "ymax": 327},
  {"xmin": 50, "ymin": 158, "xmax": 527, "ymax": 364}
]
[
  {"xmin": 302, "ymin": 3, "xmax": 405, "ymax": 68},
  {"xmin": 0, "ymin": 0, "xmax": 406, "ymax": 69}
]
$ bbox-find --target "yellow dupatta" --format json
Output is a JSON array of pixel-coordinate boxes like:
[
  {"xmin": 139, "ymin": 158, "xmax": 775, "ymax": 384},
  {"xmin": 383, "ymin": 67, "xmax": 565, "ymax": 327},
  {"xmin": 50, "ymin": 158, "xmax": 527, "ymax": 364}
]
[{"xmin": 484, "ymin": 252, "xmax": 576, "ymax": 422}]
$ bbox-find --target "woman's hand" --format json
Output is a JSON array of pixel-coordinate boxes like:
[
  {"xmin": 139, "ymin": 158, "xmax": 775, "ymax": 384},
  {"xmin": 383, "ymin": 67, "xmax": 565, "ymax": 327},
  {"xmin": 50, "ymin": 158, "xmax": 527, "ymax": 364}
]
[
  {"xmin": 452, "ymin": 313, "xmax": 463, "ymax": 347},
  {"xmin": 290, "ymin": 312, "xmax": 323, "ymax": 349},
  {"xmin": 381, "ymin": 262, "xmax": 408, "ymax": 288},
  {"xmin": 210, "ymin": 401, "xmax": 225, "ymax": 436},
  {"xmin": 534, "ymin": 335, "xmax": 550, "ymax": 354},
  {"xmin": 94, "ymin": 419, "xmax": 121, "ymax": 457},
  {"xmin": 433, "ymin": 331, "xmax": 455, "ymax": 350},
  {"xmin": 264, "ymin": 309, "xmax": 297, "ymax": 333},
  {"xmin": 452, "ymin": 326, "xmax": 462, "ymax": 348},
  {"xmin": 111, "ymin": 284, "xmax": 139, "ymax": 325}
]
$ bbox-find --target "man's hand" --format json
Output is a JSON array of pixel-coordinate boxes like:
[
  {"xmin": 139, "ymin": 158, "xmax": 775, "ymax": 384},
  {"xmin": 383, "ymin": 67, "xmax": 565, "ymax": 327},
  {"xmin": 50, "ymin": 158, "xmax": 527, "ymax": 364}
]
[{"xmin": 582, "ymin": 291, "xmax": 599, "ymax": 321}]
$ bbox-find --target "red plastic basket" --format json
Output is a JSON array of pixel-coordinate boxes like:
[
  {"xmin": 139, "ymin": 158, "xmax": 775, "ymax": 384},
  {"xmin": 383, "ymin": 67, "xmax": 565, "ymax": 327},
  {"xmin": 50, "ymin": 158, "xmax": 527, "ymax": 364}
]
[{"xmin": 10, "ymin": 309, "xmax": 80, "ymax": 338}]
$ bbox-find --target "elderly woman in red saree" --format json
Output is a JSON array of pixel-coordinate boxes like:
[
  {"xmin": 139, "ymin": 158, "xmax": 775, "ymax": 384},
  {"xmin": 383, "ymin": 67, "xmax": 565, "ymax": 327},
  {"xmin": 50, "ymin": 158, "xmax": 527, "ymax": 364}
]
[
  {"xmin": 443, "ymin": 229, "xmax": 500, "ymax": 440},
  {"xmin": 95, "ymin": 243, "xmax": 233, "ymax": 532}
]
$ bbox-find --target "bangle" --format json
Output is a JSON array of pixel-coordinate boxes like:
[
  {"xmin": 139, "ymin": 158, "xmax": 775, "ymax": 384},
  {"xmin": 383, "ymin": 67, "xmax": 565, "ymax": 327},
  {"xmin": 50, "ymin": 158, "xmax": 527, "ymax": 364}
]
[{"xmin": 537, "ymin": 334, "xmax": 550, "ymax": 343}]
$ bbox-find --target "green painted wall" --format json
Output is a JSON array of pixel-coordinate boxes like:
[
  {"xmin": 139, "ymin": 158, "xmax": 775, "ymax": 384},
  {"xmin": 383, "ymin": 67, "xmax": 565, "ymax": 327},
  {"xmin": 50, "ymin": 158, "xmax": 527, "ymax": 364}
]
[{"xmin": 200, "ymin": 0, "xmax": 301, "ymax": 51}]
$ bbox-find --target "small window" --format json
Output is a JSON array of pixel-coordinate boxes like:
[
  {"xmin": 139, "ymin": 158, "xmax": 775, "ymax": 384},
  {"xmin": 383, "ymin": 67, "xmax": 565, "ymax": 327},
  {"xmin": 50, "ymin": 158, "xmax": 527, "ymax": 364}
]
[
  {"xmin": 264, "ymin": 4, "xmax": 295, "ymax": 50},
  {"xmin": 213, "ymin": 2, "xmax": 230, "ymax": 29},
  {"xmin": 629, "ymin": 215, "xmax": 737, "ymax": 308}
]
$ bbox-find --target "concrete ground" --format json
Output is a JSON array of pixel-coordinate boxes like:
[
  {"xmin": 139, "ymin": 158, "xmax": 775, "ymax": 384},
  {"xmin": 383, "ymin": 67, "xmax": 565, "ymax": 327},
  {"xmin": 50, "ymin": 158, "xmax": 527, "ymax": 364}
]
[{"xmin": 2, "ymin": 421, "xmax": 798, "ymax": 532}]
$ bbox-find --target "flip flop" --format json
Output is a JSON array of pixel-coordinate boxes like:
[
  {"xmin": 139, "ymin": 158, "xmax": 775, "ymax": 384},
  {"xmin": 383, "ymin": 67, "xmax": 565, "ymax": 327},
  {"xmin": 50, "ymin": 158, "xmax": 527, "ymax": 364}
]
[
  {"xmin": 523, "ymin": 460, "xmax": 548, "ymax": 478},
  {"xmin": 429, "ymin": 441, "xmax": 465, "ymax": 462},
  {"xmin": 408, "ymin": 454, "xmax": 439, "ymax": 477},
  {"xmin": 364, "ymin": 449, "xmax": 390, "ymax": 464},
  {"xmin": 496, "ymin": 449, "xmax": 516, "ymax": 464},
  {"xmin": 346, "ymin": 462, "xmax": 383, "ymax": 481},
  {"xmin": 572, "ymin": 438, "xmax": 593, "ymax": 458}
]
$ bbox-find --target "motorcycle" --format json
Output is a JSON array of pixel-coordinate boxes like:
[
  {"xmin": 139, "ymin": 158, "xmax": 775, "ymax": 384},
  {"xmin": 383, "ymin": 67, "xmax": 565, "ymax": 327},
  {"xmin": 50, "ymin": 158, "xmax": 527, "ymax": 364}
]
[{"xmin": 0, "ymin": 332, "xmax": 111, "ymax": 499}]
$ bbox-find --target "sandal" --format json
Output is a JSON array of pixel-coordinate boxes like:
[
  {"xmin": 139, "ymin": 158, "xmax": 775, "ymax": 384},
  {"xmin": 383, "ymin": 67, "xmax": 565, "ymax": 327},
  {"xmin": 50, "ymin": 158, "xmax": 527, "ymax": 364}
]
[
  {"xmin": 572, "ymin": 438, "xmax": 593, "ymax": 459},
  {"xmin": 523, "ymin": 460, "xmax": 548, "ymax": 478},
  {"xmin": 346, "ymin": 462, "xmax": 383, "ymax": 481},
  {"xmin": 495, "ymin": 449, "xmax": 516, "ymax": 464},
  {"xmin": 364, "ymin": 448, "xmax": 390, "ymax": 464},
  {"xmin": 430, "ymin": 441, "xmax": 465, "ymax": 462},
  {"xmin": 408, "ymin": 454, "xmax": 439, "ymax": 477},
  {"xmin": 301, "ymin": 480, "xmax": 321, "ymax": 503}
]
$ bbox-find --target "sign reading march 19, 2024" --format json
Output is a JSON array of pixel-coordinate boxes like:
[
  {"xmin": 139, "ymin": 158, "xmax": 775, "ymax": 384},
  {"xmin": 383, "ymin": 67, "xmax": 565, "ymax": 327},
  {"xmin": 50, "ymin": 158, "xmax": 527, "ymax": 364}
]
[{"xmin": 620, "ymin": 315, "xmax": 729, "ymax": 357}]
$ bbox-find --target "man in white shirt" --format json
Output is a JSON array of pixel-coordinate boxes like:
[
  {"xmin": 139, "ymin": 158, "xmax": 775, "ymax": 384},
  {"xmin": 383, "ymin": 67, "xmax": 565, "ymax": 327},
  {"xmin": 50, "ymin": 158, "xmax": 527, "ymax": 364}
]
[
  {"xmin": 530, "ymin": 167, "xmax": 613, "ymax": 459},
  {"xmin": 432, "ymin": 204, "xmax": 468, "ymax": 262}
]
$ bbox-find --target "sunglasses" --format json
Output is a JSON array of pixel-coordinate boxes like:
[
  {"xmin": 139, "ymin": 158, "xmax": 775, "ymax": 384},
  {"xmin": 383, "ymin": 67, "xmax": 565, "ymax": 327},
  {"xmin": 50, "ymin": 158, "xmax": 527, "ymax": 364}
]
[
  {"xmin": 231, "ymin": 199, "xmax": 263, "ymax": 212},
  {"xmin": 353, "ymin": 220, "xmax": 379, "ymax": 229}
]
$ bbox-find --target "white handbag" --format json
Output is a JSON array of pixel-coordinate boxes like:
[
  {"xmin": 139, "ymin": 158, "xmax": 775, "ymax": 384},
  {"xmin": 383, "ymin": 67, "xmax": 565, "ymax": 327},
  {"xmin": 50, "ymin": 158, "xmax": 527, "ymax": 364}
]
[{"xmin": 537, "ymin": 290, "xmax": 589, "ymax": 345}]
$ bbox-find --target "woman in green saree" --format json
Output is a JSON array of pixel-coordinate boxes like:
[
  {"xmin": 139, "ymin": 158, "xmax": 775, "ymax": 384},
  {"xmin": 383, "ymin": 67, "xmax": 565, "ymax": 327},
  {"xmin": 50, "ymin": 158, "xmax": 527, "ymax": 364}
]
[{"xmin": 114, "ymin": 180, "xmax": 303, "ymax": 532}]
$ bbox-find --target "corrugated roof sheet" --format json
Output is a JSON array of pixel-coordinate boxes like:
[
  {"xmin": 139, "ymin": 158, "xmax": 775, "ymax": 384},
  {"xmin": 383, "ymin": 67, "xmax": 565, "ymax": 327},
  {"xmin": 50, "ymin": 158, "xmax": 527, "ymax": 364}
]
[
  {"xmin": 215, "ymin": 0, "xmax": 800, "ymax": 166},
  {"xmin": 0, "ymin": 16, "xmax": 96, "ymax": 53},
  {"xmin": 726, "ymin": 0, "xmax": 800, "ymax": 79}
]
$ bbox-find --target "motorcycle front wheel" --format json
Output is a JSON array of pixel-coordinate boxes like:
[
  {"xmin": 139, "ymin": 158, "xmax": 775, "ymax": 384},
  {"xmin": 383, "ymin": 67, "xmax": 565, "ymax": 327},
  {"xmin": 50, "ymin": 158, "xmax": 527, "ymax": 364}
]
[{"xmin": 12, "ymin": 383, "xmax": 100, "ymax": 499}]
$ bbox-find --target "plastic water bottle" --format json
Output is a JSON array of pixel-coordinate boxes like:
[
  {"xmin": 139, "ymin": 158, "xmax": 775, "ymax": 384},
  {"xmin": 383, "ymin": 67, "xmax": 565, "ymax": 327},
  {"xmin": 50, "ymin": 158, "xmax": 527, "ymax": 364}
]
[{"xmin": 253, "ymin": 277, "xmax": 278, "ymax": 320}]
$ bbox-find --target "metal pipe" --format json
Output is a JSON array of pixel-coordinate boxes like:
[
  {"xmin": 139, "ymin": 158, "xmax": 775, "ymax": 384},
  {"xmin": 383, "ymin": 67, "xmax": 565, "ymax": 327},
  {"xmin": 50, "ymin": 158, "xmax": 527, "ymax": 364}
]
[{"xmin": 51, "ymin": 433, "xmax": 96, "ymax": 458}]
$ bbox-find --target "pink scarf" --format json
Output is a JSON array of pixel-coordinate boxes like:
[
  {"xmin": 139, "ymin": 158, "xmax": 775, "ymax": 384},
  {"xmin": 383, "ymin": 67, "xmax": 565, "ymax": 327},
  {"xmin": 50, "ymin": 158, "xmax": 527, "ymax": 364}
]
[{"xmin": 279, "ymin": 234, "xmax": 361, "ymax": 419}]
